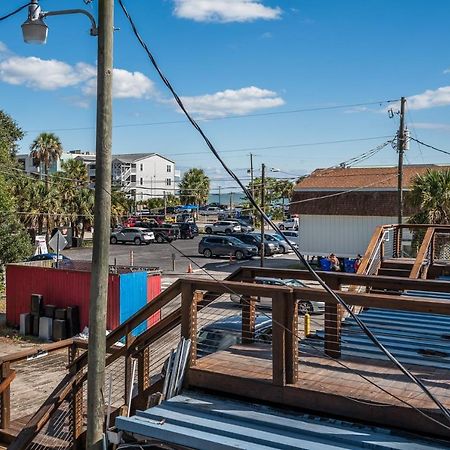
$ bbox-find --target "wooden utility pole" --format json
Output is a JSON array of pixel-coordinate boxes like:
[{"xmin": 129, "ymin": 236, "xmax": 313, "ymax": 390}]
[
  {"xmin": 86, "ymin": 0, "xmax": 114, "ymax": 448},
  {"xmin": 250, "ymin": 153, "xmax": 255, "ymax": 219},
  {"xmin": 260, "ymin": 163, "xmax": 266, "ymax": 267},
  {"xmin": 163, "ymin": 190, "xmax": 167, "ymax": 217},
  {"xmin": 397, "ymin": 97, "xmax": 406, "ymax": 256}
]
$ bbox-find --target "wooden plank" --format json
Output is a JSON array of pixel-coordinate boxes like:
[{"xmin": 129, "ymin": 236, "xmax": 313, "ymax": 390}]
[
  {"xmin": 272, "ymin": 294, "xmax": 286, "ymax": 386},
  {"xmin": 324, "ymin": 303, "xmax": 340, "ymax": 358},
  {"xmin": 0, "ymin": 370, "xmax": 15, "ymax": 396},
  {"xmin": 284, "ymin": 294, "xmax": 298, "ymax": 384},
  {"xmin": 0, "ymin": 363, "xmax": 11, "ymax": 429},
  {"xmin": 410, "ymin": 227, "xmax": 434, "ymax": 279}
]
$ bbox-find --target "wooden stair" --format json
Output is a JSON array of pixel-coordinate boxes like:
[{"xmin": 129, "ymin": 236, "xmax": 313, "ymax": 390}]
[{"xmin": 377, "ymin": 258, "xmax": 415, "ymax": 278}]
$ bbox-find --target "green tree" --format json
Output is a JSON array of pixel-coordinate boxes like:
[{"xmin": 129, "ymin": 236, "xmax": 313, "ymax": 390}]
[
  {"xmin": 0, "ymin": 216, "xmax": 33, "ymax": 267},
  {"xmin": 179, "ymin": 168, "xmax": 210, "ymax": 205},
  {"xmin": 30, "ymin": 132, "xmax": 63, "ymax": 189},
  {"xmin": 111, "ymin": 189, "xmax": 131, "ymax": 225},
  {"xmin": 0, "ymin": 110, "xmax": 24, "ymax": 163},
  {"xmin": 408, "ymin": 169, "xmax": 450, "ymax": 225}
]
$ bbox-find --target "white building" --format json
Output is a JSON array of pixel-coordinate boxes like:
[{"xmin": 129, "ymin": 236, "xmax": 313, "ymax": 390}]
[{"xmin": 111, "ymin": 153, "xmax": 176, "ymax": 200}]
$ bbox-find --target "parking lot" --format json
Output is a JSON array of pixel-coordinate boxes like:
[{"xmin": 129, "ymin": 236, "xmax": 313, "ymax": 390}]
[{"xmin": 62, "ymin": 234, "xmax": 300, "ymax": 275}]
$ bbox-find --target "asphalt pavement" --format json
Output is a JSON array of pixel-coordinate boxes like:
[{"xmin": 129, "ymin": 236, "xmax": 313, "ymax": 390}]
[{"xmin": 62, "ymin": 235, "xmax": 299, "ymax": 276}]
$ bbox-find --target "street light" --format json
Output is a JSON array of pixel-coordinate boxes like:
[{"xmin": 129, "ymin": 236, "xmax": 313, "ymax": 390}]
[{"xmin": 22, "ymin": 0, "xmax": 98, "ymax": 45}]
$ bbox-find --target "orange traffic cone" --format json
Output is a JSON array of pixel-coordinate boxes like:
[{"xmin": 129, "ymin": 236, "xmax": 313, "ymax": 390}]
[{"xmin": 187, "ymin": 263, "xmax": 193, "ymax": 274}]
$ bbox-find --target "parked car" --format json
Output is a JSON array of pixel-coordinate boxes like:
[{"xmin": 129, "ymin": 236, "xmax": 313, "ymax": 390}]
[
  {"xmin": 198, "ymin": 236, "xmax": 258, "ymax": 260},
  {"xmin": 205, "ymin": 221, "xmax": 241, "ymax": 235},
  {"xmin": 233, "ymin": 218, "xmax": 254, "ymax": 232},
  {"xmin": 28, "ymin": 253, "xmax": 71, "ymax": 262},
  {"xmin": 200, "ymin": 207, "xmax": 223, "ymax": 216},
  {"xmin": 179, "ymin": 222, "xmax": 199, "ymax": 239},
  {"xmin": 197, "ymin": 315, "xmax": 272, "ymax": 357},
  {"xmin": 135, "ymin": 221, "xmax": 179, "ymax": 243},
  {"xmin": 280, "ymin": 230, "xmax": 298, "ymax": 239},
  {"xmin": 264, "ymin": 233, "xmax": 298, "ymax": 253},
  {"xmin": 279, "ymin": 218, "xmax": 299, "ymax": 230},
  {"xmin": 231, "ymin": 277, "xmax": 324, "ymax": 314},
  {"xmin": 231, "ymin": 233, "xmax": 279, "ymax": 256},
  {"xmin": 110, "ymin": 227, "xmax": 155, "ymax": 245}
]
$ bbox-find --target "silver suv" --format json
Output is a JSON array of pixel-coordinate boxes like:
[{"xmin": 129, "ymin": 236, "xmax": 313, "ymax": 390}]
[
  {"xmin": 110, "ymin": 227, "xmax": 155, "ymax": 245},
  {"xmin": 205, "ymin": 221, "xmax": 241, "ymax": 235}
]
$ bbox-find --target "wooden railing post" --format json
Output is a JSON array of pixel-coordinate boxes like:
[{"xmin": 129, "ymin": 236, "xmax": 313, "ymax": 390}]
[
  {"xmin": 181, "ymin": 282, "xmax": 197, "ymax": 367},
  {"xmin": 285, "ymin": 293, "xmax": 298, "ymax": 385},
  {"xmin": 272, "ymin": 294, "xmax": 286, "ymax": 386},
  {"xmin": 124, "ymin": 333, "xmax": 135, "ymax": 401},
  {"xmin": 0, "ymin": 362, "xmax": 11, "ymax": 429},
  {"xmin": 241, "ymin": 296, "xmax": 256, "ymax": 344},
  {"xmin": 324, "ymin": 280, "xmax": 341, "ymax": 358},
  {"xmin": 137, "ymin": 346, "xmax": 150, "ymax": 393}
]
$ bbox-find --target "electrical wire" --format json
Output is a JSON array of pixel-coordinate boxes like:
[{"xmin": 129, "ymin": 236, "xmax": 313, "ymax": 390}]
[
  {"xmin": 118, "ymin": 0, "xmax": 450, "ymax": 423},
  {"xmin": 0, "ymin": 3, "xmax": 30, "ymax": 21},
  {"xmin": 409, "ymin": 137, "xmax": 450, "ymax": 157}
]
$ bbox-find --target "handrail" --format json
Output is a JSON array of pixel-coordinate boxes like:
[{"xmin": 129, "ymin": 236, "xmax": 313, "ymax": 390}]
[
  {"xmin": 8, "ymin": 373, "xmax": 76, "ymax": 450},
  {"xmin": 410, "ymin": 227, "xmax": 435, "ymax": 279},
  {"xmin": 0, "ymin": 370, "xmax": 15, "ymax": 395},
  {"xmin": 0, "ymin": 339, "xmax": 74, "ymax": 365},
  {"xmin": 239, "ymin": 267, "xmax": 450, "ymax": 292},
  {"xmin": 356, "ymin": 225, "xmax": 385, "ymax": 276}
]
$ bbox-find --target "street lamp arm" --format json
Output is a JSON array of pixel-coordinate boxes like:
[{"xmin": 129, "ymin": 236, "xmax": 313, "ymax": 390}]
[{"xmin": 42, "ymin": 9, "xmax": 98, "ymax": 36}]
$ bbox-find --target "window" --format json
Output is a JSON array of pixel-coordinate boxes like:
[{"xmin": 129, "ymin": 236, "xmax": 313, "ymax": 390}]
[
  {"xmin": 140, "ymin": 178, "xmax": 143, "ymax": 185},
  {"xmin": 131, "ymin": 175, "xmax": 136, "ymax": 182},
  {"xmin": 140, "ymin": 163, "xmax": 143, "ymax": 171},
  {"xmin": 167, "ymin": 165, "xmax": 172, "ymax": 173},
  {"xmin": 166, "ymin": 178, "xmax": 172, "ymax": 186}
]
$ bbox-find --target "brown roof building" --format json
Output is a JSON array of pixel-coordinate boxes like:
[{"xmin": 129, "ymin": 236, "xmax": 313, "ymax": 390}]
[{"xmin": 290, "ymin": 164, "xmax": 450, "ymax": 217}]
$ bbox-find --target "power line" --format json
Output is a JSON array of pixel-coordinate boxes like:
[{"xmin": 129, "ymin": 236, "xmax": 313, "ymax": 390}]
[
  {"xmin": 118, "ymin": 0, "xmax": 450, "ymax": 423},
  {"xmin": 409, "ymin": 136, "xmax": 450, "ymax": 157},
  {"xmin": 0, "ymin": 3, "xmax": 30, "ymax": 22}
]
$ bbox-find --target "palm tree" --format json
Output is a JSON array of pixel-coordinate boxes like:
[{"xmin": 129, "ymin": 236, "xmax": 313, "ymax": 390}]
[
  {"xmin": 61, "ymin": 158, "xmax": 89, "ymax": 187},
  {"xmin": 30, "ymin": 132, "xmax": 63, "ymax": 189},
  {"xmin": 179, "ymin": 168, "xmax": 210, "ymax": 205},
  {"xmin": 408, "ymin": 169, "xmax": 450, "ymax": 225}
]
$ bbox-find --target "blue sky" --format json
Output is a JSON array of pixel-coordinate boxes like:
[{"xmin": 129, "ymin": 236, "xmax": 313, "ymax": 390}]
[{"xmin": 1, "ymin": 0, "xmax": 450, "ymax": 191}]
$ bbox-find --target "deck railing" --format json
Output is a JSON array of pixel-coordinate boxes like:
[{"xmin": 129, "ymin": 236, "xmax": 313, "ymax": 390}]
[{"xmin": 5, "ymin": 262, "xmax": 450, "ymax": 448}]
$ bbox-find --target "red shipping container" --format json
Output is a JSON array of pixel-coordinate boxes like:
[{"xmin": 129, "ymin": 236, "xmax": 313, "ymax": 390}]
[{"xmin": 6, "ymin": 263, "xmax": 161, "ymax": 332}]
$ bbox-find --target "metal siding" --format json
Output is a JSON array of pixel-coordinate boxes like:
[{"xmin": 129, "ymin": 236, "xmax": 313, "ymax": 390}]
[
  {"xmin": 5, "ymin": 264, "xmax": 121, "ymax": 330},
  {"xmin": 147, "ymin": 273, "xmax": 161, "ymax": 327},
  {"xmin": 119, "ymin": 271, "xmax": 148, "ymax": 335},
  {"xmin": 298, "ymin": 215, "xmax": 398, "ymax": 257},
  {"xmin": 116, "ymin": 391, "xmax": 447, "ymax": 449}
]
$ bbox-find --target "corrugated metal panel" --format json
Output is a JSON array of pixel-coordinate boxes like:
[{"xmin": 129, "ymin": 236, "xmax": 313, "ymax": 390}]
[
  {"xmin": 116, "ymin": 391, "xmax": 447, "ymax": 449},
  {"xmin": 6, "ymin": 264, "xmax": 120, "ymax": 330},
  {"xmin": 119, "ymin": 271, "xmax": 148, "ymax": 335},
  {"xmin": 298, "ymin": 215, "xmax": 397, "ymax": 257},
  {"xmin": 147, "ymin": 273, "xmax": 161, "ymax": 327},
  {"xmin": 309, "ymin": 290, "xmax": 450, "ymax": 369}
]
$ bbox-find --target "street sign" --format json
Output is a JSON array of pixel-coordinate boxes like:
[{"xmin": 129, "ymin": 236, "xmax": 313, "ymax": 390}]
[{"xmin": 48, "ymin": 230, "xmax": 68, "ymax": 253}]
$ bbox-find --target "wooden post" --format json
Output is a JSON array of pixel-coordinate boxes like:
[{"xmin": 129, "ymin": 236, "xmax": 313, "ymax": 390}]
[
  {"xmin": 137, "ymin": 346, "xmax": 150, "ymax": 393},
  {"xmin": 241, "ymin": 296, "xmax": 256, "ymax": 344},
  {"xmin": 285, "ymin": 294, "xmax": 298, "ymax": 384},
  {"xmin": 181, "ymin": 282, "xmax": 197, "ymax": 366},
  {"xmin": 71, "ymin": 378, "xmax": 84, "ymax": 449},
  {"xmin": 0, "ymin": 362, "xmax": 11, "ymax": 429},
  {"xmin": 124, "ymin": 333, "xmax": 134, "ymax": 401},
  {"xmin": 324, "ymin": 280, "xmax": 341, "ymax": 358},
  {"xmin": 272, "ymin": 294, "xmax": 286, "ymax": 386}
]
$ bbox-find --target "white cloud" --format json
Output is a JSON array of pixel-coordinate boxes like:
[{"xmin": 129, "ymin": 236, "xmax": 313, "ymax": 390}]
[
  {"xmin": 83, "ymin": 68, "xmax": 156, "ymax": 99},
  {"xmin": 444, "ymin": 68, "xmax": 450, "ymax": 74},
  {"xmin": 407, "ymin": 86, "xmax": 450, "ymax": 110},
  {"xmin": 173, "ymin": 0, "xmax": 281, "ymax": 23},
  {"xmin": 413, "ymin": 122, "xmax": 450, "ymax": 132},
  {"xmin": 0, "ymin": 52, "xmax": 156, "ymax": 101},
  {"xmin": 0, "ymin": 56, "xmax": 95, "ymax": 90},
  {"xmin": 179, "ymin": 86, "xmax": 285, "ymax": 118}
]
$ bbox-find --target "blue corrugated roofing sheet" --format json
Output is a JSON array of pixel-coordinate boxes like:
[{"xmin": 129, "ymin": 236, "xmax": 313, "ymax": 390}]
[
  {"xmin": 116, "ymin": 391, "xmax": 448, "ymax": 449},
  {"xmin": 312, "ymin": 290, "xmax": 450, "ymax": 370}
]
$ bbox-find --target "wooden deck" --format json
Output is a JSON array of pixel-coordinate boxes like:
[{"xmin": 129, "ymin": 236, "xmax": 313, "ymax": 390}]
[{"xmin": 187, "ymin": 343, "xmax": 450, "ymax": 440}]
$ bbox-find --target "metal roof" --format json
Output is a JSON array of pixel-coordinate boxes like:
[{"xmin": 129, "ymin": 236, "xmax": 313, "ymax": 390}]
[
  {"xmin": 310, "ymin": 290, "xmax": 450, "ymax": 370},
  {"xmin": 113, "ymin": 153, "xmax": 174, "ymax": 163},
  {"xmin": 116, "ymin": 391, "xmax": 448, "ymax": 449}
]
